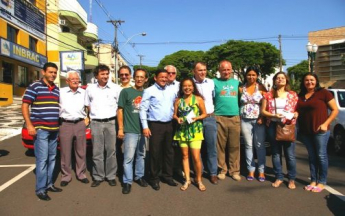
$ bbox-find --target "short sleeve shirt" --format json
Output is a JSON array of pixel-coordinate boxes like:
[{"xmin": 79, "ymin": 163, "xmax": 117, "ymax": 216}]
[
  {"xmin": 213, "ymin": 78, "xmax": 240, "ymax": 116},
  {"xmin": 118, "ymin": 87, "xmax": 143, "ymax": 134},
  {"xmin": 297, "ymin": 88, "xmax": 334, "ymax": 134},
  {"xmin": 22, "ymin": 80, "xmax": 60, "ymax": 131}
]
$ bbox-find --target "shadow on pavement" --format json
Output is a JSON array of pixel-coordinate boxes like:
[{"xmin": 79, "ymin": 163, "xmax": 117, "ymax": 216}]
[
  {"xmin": 0, "ymin": 149, "xmax": 9, "ymax": 157},
  {"xmin": 325, "ymin": 193, "xmax": 345, "ymax": 216}
]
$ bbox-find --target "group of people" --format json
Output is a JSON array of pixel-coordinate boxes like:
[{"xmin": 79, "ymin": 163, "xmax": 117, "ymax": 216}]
[{"xmin": 22, "ymin": 60, "xmax": 338, "ymax": 201}]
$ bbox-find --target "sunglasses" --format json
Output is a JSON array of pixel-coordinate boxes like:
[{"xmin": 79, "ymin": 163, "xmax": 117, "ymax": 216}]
[
  {"xmin": 120, "ymin": 73, "xmax": 130, "ymax": 77},
  {"xmin": 168, "ymin": 72, "xmax": 176, "ymax": 75}
]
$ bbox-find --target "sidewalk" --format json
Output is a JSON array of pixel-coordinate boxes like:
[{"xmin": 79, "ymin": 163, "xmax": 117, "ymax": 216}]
[{"xmin": 0, "ymin": 97, "xmax": 23, "ymax": 141}]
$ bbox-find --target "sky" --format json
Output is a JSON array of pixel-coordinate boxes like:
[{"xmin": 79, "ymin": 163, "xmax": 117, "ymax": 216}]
[{"xmin": 79, "ymin": 0, "xmax": 345, "ymax": 70}]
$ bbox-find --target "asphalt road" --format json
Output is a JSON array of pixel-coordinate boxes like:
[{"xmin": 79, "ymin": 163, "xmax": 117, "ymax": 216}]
[{"xmin": 0, "ymin": 135, "xmax": 345, "ymax": 216}]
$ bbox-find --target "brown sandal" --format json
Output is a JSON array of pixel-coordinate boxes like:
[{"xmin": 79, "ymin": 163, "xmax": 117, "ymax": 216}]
[
  {"xmin": 196, "ymin": 181, "xmax": 206, "ymax": 192},
  {"xmin": 271, "ymin": 179, "xmax": 283, "ymax": 188},
  {"xmin": 180, "ymin": 180, "xmax": 191, "ymax": 191}
]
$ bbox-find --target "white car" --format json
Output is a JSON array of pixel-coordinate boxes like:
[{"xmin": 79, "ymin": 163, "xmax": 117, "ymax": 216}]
[{"xmin": 328, "ymin": 89, "xmax": 345, "ymax": 155}]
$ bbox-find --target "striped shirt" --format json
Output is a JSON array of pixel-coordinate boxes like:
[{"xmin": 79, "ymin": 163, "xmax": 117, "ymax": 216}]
[{"xmin": 22, "ymin": 79, "xmax": 60, "ymax": 131}]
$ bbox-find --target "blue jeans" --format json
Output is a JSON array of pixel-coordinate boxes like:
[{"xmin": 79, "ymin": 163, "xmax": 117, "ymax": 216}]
[
  {"xmin": 267, "ymin": 122, "xmax": 296, "ymax": 180},
  {"xmin": 241, "ymin": 118, "xmax": 266, "ymax": 173},
  {"xmin": 202, "ymin": 116, "xmax": 218, "ymax": 176},
  {"xmin": 299, "ymin": 131, "xmax": 330, "ymax": 184},
  {"xmin": 123, "ymin": 133, "xmax": 146, "ymax": 184},
  {"xmin": 34, "ymin": 129, "xmax": 58, "ymax": 194}
]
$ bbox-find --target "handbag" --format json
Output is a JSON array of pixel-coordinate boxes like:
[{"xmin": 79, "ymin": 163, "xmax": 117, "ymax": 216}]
[{"xmin": 274, "ymin": 98, "xmax": 295, "ymax": 142}]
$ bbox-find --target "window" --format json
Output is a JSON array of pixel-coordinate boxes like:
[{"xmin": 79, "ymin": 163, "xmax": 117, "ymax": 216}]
[
  {"xmin": 61, "ymin": 26, "xmax": 70, "ymax": 32},
  {"xmin": 18, "ymin": 66, "xmax": 28, "ymax": 87},
  {"xmin": 7, "ymin": 25, "xmax": 18, "ymax": 43},
  {"xmin": 29, "ymin": 36, "xmax": 37, "ymax": 52}
]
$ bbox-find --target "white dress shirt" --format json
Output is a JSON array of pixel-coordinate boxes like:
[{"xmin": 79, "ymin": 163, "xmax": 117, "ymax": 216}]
[
  {"xmin": 59, "ymin": 87, "xmax": 86, "ymax": 120},
  {"xmin": 85, "ymin": 82, "xmax": 122, "ymax": 119},
  {"xmin": 193, "ymin": 77, "xmax": 215, "ymax": 114}
]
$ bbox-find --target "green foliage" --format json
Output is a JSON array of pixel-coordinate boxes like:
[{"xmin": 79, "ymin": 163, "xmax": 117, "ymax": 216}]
[
  {"xmin": 287, "ymin": 60, "xmax": 309, "ymax": 92},
  {"xmin": 204, "ymin": 40, "xmax": 281, "ymax": 82},
  {"xmin": 157, "ymin": 50, "xmax": 206, "ymax": 79}
]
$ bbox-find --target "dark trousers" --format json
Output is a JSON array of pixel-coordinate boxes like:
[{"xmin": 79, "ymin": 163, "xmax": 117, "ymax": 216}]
[{"xmin": 148, "ymin": 121, "xmax": 174, "ymax": 183}]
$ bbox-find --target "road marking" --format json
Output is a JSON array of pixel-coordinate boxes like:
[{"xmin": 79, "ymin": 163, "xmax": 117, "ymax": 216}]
[
  {"xmin": 0, "ymin": 164, "xmax": 36, "ymax": 192},
  {"xmin": 325, "ymin": 185, "xmax": 345, "ymax": 202},
  {"xmin": 0, "ymin": 128, "xmax": 22, "ymax": 142}
]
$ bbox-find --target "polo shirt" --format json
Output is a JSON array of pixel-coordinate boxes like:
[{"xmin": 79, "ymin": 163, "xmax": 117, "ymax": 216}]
[{"xmin": 22, "ymin": 79, "xmax": 60, "ymax": 131}]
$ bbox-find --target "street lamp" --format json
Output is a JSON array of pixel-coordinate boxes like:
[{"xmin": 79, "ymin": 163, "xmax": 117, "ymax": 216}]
[
  {"xmin": 113, "ymin": 32, "xmax": 146, "ymax": 84},
  {"xmin": 306, "ymin": 42, "xmax": 318, "ymax": 74}
]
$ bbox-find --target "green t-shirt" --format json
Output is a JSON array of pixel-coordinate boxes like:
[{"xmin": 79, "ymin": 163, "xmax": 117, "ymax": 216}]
[
  {"xmin": 213, "ymin": 78, "xmax": 240, "ymax": 116},
  {"xmin": 118, "ymin": 87, "xmax": 143, "ymax": 134}
]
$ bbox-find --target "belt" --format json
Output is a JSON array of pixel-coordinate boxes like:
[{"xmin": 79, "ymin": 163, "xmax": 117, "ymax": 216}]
[
  {"xmin": 220, "ymin": 115, "xmax": 236, "ymax": 118},
  {"xmin": 60, "ymin": 118, "xmax": 84, "ymax": 124},
  {"xmin": 206, "ymin": 113, "xmax": 215, "ymax": 117},
  {"xmin": 92, "ymin": 116, "xmax": 116, "ymax": 122},
  {"xmin": 148, "ymin": 120, "xmax": 172, "ymax": 124}
]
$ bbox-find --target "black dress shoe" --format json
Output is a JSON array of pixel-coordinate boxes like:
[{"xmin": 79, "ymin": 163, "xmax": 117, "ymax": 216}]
[
  {"xmin": 135, "ymin": 178, "xmax": 148, "ymax": 187},
  {"xmin": 210, "ymin": 175, "xmax": 218, "ymax": 185},
  {"xmin": 151, "ymin": 182, "xmax": 160, "ymax": 191},
  {"xmin": 46, "ymin": 185, "xmax": 63, "ymax": 192},
  {"xmin": 108, "ymin": 179, "xmax": 117, "ymax": 186},
  {"xmin": 163, "ymin": 179, "xmax": 178, "ymax": 187},
  {"xmin": 79, "ymin": 178, "xmax": 89, "ymax": 184},
  {"xmin": 37, "ymin": 192, "xmax": 51, "ymax": 201},
  {"xmin": 60, "ymin": 181, "xmax": 69, "ymax": 187},
  {"xmin": 122, "ymin": 183, "xmax": 131, "ymax": 194},
  {"xmin": 91, "ymin": 180, "xmax": 102, "ymax": 187}
]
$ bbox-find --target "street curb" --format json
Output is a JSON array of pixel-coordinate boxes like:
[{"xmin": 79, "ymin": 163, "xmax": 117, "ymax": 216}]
[{"xmin": 0, "ymin": 129, "xmax": 22, "ymax": 142}]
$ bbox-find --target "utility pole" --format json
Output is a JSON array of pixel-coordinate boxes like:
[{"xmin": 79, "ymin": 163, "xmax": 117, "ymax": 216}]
[
  {"xmin": 138, "ymin": 54, "xmax": 144, "ymax": 66},
  {"xmin": 107, "ymin": 19, "xmax": 125, "ymax": 84},
  {"xmin": 279, "ymin": 34, "xmax": 283, "ymax": 72}
]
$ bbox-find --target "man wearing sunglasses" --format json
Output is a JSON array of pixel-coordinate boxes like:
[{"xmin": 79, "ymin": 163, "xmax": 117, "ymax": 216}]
[
  {"xmin": 165, "ymin": 65, "xmax": 179, "ymax": 93},
  {"xmin": 118, "ymin": 65, "xmax": 133, "ymax": 89}
]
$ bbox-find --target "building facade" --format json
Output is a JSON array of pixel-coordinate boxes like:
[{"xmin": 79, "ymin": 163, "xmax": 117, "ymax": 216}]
[
  {"xmin": 0, "ymin": 0, "xmax": 47, "ymax": 105},
  {"xmin": 309, "ymin": 26, "xmax": 345, "ymax": 88},
  {"xmin": 46, "ymin": 0, "xmax": 98, "ymax": 87}
]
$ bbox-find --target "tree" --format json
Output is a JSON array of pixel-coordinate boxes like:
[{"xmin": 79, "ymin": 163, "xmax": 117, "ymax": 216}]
[
  {"xmin": 157, "ymin": 50, "xmax": 205, "ymax": 79},
  {"xmin": 204, "ymin": 40, "xmax": 281, "ymax": 82},
  {"xmin": 287, "ymin": 60, "xmax": 309, "ymax": 92}
]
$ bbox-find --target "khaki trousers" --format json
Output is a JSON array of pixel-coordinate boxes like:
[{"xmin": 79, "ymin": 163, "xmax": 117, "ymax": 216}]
[{"xmin": 216, "ymin": 115, "xmax": 241, "ymax": 176}]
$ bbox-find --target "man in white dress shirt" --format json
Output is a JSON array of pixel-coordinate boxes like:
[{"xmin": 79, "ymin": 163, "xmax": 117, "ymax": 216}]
[
  {"xmin": 85, "ymin": 64, "xmax": 122, "ymax": 187},
  {"xmin": 59, "ymin": 71, "xmax": 89, "ymax": 187}
]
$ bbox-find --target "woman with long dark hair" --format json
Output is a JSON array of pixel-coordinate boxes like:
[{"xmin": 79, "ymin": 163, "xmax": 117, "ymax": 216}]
[
  {"xmin": 297, "ymin": 73, "xmax": 338, "ymax": 193},
  {"xmin": 239, "ymin": 66, "xmax": 267, "ymax": 182},
  {"xmin": 173, "ymin": 78, "xmax": 207, "ymax": 191},
  {"xmin": 261, "ymin": 72, "xmax": 298, "ymax": 189}
]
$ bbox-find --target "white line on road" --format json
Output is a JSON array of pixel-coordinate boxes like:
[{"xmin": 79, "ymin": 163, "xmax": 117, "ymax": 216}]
[
  {"xmin": 0, "ymin": 164, "xmax": 36, "ymax": 192},
  {"xmin": 325, "ymin": 185, "xmax": 345, "ymax": 202}
]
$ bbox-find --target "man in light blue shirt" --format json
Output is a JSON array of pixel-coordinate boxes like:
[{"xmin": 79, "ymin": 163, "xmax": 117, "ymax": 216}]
[{"xmin": 140, "ymin": 69, "xmax": 177, "ymax": 190}]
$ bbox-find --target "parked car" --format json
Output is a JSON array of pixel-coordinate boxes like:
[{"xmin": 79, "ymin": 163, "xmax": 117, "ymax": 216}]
[
  {"xmin": 328, "ymin": 89, "xmax": 345, "ymax": 155},
  {"xmin": 21, "ymin": 122, "xmax": 92, "ymax": 152}
]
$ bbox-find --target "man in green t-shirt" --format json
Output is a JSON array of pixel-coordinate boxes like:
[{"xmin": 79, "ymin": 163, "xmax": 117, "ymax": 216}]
[
  {"xmin": 117, "ymin": 68, "xmax": 149, "ymax": 194},
  {"xmin": 213, "ymin": 60, "xmax": 241, "ymax": 181}
]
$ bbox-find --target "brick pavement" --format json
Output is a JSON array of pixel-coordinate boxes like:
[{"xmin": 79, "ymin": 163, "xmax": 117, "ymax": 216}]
[{"xmin": 0, "ymin": 98, "xmax": 23, "ymax": 141}]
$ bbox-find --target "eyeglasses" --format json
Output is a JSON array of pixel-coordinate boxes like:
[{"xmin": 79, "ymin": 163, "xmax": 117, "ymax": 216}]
[
  {"xmin": 120, "ymin": 73, "xmax": 130, "ymax": 77},
  {"xmin": 68, "ymin": 78, "xmax": 80, "ymax": 81},
  {"xmin": 167, "ymin": 72, "xmax": 176, "ymax": 75}
]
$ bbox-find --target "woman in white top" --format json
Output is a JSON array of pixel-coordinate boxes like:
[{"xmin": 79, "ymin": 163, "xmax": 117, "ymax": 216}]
[
  {"xmin": 239, "ymin": 67, "xmax": 267, "ymax": 182},
  {"xmin": 261, "ymin": 72, "xmax": 298, "ymax": 189}
]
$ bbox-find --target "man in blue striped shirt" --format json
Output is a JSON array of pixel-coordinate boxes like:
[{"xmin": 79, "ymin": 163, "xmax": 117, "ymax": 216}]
[
  {"xmin": 22, "ymin": 62, "xmax": 62, "ymax": 201},
  {"xmin": 140, "ymin": 69, "xmax": 178, "ymax": 190}
]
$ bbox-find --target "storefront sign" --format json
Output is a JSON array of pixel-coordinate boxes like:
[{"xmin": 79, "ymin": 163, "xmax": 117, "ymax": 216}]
[
  {"xmin": 60, "ymin": 51, "xmax": 84, "ymax": 72},
  {"xmin": 0, "ymin": 0, "xmax": 45, "ymax": 40},
  {"xmin": 0, "ymin": 38, "xmax": 47, "ymax": 68}
]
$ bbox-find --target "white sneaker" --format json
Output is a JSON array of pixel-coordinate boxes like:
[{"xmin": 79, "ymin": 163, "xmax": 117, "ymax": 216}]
[{"xmin": 217, "ymin": 173, "xmax": 226, "ymax": 180}]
